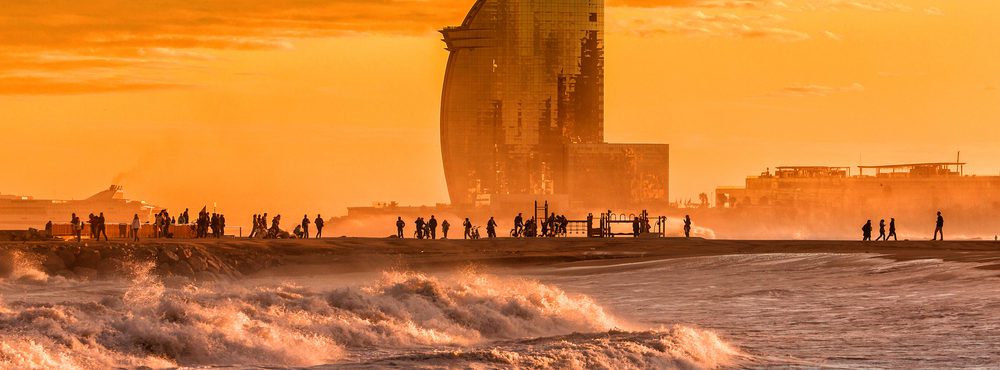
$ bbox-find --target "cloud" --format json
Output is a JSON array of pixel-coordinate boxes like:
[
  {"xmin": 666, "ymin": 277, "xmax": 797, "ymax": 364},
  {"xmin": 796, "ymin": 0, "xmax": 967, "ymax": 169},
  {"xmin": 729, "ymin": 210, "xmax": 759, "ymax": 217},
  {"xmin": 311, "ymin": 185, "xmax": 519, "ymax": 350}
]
[
  {"xmin": 0, "ymin": 0, "xmax": 920, "ymax": 95},
  {"xmin": 775, "ymin": 82, "xmax": 866, "ymax": 97},
  {"xmin": 612, "ymin": 9, "xmax": 809, "ymax": 42},
  {"xmin": 0, "ymin": 76, "xmax": 188, "ymax": 95}
]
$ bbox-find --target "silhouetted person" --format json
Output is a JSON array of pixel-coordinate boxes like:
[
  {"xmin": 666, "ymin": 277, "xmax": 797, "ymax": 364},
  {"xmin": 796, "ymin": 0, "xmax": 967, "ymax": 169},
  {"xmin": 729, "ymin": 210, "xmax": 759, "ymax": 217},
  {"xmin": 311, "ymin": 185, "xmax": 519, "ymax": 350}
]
[
  {"xmin": 933, "ymin": 211, "xmax": 944, "ymax": 241},
  {"xmin": 270, "ymin": 215, "xmax": 281, "ymax": 238},
  {"xmin": 88, "ymin": 213, "xmax": 96, "ymax": 239},
  {"xmin": 888, "ymin": 218, "xmax": 898, "ymax": 241},
  {"xmin": 219, "ymin": 214, "xmax": 226, "ymax": 237},
  {"xmin": 249, "ymin": 214, "xmax": 259, "ymax": 238},
  {"xmin": 514, "ymin": 213, "xmax": 524, "ymax": 237},
  {"xmin": 441, "ymin": 219, "xmax": 450, "ymax": 239},
  {"xmin": 301, "ymin": 214, "xmax": 310, "ymax": 239},
  {"xmin": 463, "ymin": 218, "xmax": 472, "ymax": 239},
  {"xmin": 683, "ymin": 215, "xmax": 692, "ymax": 238},
  {"xmin": 315, "ymin": 215, "xmax": 324, "ymax": 238},
  {"xmin": 486, "ymin": 217, "xmax": 497, "ymax": 239},
  {"xmin": 396, "ymin": 217, "xmax": 405, "ymax": 238},
  {"xmin": 862, "ymin": 220, "xmax": 873, "ymax": 241},
  {"xmin": 131, "ymin": 214, "xmax": 141, "ymax": 241},
  {"xmin": 71, "ymin": 213, "xmax": 82, "ymax": 242},
  {"xmin": 632, "ymin": 217, "xmax": 640, "ymax": 237},
  {"xmin": 97, "ymin": 212, "xmax": 108, "ymax": 241},
  {"xmin": 414, "ymin": 217, "xmax": 425, "ymax": 239},
  {"xmin": 876, "ymin": 219, "xmax": 887, "ymax": 241},
  {"xmin": 428, "ymin": 215, "xmax": 438, "ymax": 239}
]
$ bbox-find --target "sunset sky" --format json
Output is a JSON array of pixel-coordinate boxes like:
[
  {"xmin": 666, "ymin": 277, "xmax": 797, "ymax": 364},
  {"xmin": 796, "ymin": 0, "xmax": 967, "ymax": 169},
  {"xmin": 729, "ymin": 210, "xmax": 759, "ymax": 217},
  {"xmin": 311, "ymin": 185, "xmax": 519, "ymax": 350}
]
[{"xmin": 1, "ymin": 0, "xmax": 998, "ymax": 222}]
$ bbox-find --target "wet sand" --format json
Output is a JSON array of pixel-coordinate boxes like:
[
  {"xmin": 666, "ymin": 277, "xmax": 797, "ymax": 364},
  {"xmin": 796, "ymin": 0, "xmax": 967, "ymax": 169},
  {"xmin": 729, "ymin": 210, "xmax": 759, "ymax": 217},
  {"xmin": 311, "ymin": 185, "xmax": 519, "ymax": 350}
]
[{"xmin": 4, "ymin": 237, "xmax": 1000, "ymax": 280}]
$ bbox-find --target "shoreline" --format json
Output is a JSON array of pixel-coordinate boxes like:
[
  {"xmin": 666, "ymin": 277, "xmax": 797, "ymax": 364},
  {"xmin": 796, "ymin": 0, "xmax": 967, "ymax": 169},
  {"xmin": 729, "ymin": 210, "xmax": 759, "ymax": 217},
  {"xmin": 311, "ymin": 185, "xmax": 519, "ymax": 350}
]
[{"xmin": 3, "ymin": 238, "xmax": 1000, "ymax": 281}]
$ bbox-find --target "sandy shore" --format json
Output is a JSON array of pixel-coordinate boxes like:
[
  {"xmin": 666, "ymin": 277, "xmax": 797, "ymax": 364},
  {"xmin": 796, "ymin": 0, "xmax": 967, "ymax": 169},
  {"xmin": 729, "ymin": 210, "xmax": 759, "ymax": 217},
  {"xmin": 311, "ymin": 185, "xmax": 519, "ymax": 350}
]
[{"xmin": 3, "ymin": 237, "xmax": 1000, "ymax": 281}]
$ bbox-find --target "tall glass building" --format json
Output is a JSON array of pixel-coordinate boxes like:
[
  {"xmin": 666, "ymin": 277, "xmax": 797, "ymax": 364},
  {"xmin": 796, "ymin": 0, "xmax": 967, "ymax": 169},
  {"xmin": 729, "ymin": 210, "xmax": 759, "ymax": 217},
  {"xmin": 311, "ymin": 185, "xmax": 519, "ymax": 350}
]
[{"xmin": 441, "ymin": 0, "xmax": 669, "ymax": 210}]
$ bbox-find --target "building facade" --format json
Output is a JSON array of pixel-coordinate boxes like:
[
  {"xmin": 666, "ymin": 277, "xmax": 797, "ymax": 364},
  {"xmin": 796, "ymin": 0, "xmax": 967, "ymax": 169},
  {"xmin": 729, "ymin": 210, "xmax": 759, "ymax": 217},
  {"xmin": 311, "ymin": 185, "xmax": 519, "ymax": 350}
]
[{"xmin": 440, "ymin": 0, "xmax": 668, "ymax": 210}]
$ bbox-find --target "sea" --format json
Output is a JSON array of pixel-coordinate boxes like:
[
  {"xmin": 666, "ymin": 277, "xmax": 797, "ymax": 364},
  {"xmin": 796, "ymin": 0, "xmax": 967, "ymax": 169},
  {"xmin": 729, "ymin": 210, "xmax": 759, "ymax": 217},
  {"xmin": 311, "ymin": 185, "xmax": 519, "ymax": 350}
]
[{"xmin": 1, "ymin": 252, "xmax": 998, "ymax": 368}]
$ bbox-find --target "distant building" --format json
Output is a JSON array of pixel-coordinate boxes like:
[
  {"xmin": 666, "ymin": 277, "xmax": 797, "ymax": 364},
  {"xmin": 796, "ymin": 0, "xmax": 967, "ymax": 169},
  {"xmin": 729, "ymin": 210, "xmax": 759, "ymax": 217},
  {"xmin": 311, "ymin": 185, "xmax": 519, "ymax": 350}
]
[
  {"xmin": 440, "ymin": 0, "xmax": 669, "ymax": 211},
  {"xmin": 717, "ymin": 162, "xmax": 1000, "ymax": 211}
]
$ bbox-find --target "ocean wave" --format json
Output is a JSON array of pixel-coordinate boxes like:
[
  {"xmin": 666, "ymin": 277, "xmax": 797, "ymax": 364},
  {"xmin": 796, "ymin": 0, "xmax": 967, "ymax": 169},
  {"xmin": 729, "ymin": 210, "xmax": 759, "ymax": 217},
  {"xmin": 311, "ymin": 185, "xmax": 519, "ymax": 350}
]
[
  {"xmin": 0, "ymin": 267, "xmax": 743, "ymax": 369},
  {"xmin": 349, "ymin": 327, "xmax": 743, "ymax": 369}
]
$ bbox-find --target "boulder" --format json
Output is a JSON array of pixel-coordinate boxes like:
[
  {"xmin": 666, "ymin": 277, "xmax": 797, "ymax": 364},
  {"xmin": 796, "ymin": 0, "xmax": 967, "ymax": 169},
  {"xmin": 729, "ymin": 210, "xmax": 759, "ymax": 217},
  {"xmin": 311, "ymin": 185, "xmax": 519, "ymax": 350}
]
[
  {"xmin": 72, "ymin": 267, "xmax": 98, "ymax": 280},
  {"xmin": 75, "ymin": 249, "xmax": 102, "ymax": 269}
]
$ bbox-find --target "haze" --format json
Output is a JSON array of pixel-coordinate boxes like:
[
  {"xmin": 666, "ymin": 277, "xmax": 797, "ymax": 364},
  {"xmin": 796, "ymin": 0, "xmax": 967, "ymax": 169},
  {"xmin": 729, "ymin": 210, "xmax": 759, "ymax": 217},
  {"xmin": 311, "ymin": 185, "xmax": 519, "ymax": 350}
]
[{"xmin": 2, "ymin": 0, "xmax": 998, "ymax": 223}]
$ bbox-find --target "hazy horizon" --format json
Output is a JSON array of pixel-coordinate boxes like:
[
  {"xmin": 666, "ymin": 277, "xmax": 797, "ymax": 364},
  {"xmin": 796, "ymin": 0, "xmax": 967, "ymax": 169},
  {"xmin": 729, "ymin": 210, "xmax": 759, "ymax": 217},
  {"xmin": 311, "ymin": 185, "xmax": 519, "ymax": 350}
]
[{"xmin": 2, "ymin": 0, "xmax": 998, "ymax": 221}]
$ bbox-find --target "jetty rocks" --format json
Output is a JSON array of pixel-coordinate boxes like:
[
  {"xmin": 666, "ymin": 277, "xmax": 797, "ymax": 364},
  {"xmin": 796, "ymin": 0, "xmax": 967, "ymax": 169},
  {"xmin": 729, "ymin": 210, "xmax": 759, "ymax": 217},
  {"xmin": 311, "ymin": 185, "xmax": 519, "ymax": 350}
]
[{"xmin": 0, "ymin": 240, "xmax": 284, "ymax": 281}]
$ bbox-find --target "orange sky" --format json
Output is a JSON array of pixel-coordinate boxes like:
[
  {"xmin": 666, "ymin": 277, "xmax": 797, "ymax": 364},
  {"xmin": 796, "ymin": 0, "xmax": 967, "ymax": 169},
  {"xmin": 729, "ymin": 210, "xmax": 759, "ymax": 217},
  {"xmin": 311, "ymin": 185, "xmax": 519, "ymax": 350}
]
[{"xmin": 1, "ymin": 0, "xmax": 998, "ymax": 223}]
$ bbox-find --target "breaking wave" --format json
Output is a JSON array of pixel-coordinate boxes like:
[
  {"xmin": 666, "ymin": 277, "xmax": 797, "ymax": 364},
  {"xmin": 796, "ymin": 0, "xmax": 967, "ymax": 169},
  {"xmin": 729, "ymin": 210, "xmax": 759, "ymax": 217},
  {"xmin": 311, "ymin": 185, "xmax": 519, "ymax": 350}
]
[{"xmin": 0, "ymin": 266, "xmax": 742, "ymax": 369}]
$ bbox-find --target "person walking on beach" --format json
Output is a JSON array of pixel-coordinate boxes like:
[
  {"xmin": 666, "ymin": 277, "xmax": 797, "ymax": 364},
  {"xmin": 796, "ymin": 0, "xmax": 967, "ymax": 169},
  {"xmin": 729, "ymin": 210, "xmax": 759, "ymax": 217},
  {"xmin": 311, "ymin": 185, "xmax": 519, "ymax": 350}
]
[
  {"xmin": 876, "ymin": 219, "xmax": 887, "ymax": 241},
  {"xmin": 441, "ymin": 219, "xmax": 450, "ymax": 239},
  {"xmin": 463, "ymin": 218, "xmax": 472, "ymax": 239},
  {"xmin": 428, "ymin": 216, "xmax": 438, "ymax": 240},
  {"xmin": 862, "ymin": 220, "xmax": 873, "ymax": 241},
  {"xmin": 396, "ymin": 217, "xmax": 405, "ymax": 238},
  {"xmin": 71, "ymin": 213, "xmax": 82, "ymax": 242},
  {"xmin": 888, "ymin": 218, "xmax": 898, "ymax": 241},
  {"xmin": 301, "ymin": 215, "xmax": 310, "ymax": 239},
  {"xmin": 683, "ymin": 215, "xmax": 692, "ymax": 238},
  {"xmin": 315, "ymin": 215, "xmax": 324, "ymax": 238},
  {"xmin": 486, "ymin": 217, "xmax": 497, "ymax": 239},
  {"xmin": 513, "ymin": 213, "xmax": 523, "ymax": 238},
  {"xmin": 131, "ymin": 214, "xmax": 141, "ymax": 241},
  {"xmin": 933, "ymin": 211, "xmax": 945, "ymax": 241}
]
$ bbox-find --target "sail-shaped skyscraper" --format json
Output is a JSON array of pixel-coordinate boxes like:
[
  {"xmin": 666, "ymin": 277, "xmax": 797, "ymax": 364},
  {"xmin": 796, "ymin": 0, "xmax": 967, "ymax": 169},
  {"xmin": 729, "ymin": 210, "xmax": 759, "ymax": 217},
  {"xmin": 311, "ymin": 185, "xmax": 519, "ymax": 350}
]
[{"xmin": 440, "ymin": 0, "xmax": 669, "ymax": 210}]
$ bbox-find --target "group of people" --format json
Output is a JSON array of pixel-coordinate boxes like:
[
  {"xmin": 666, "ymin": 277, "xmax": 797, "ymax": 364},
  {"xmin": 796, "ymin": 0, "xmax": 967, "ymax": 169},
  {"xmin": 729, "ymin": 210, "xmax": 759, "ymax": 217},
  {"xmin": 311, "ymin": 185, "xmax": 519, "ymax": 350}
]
[
  {"xmin": 862, "ymin": 212, "xmax": 945, "ymax": 241},
  {"xmin": 511, "ymin": 213, "xmax": 569, "ymax": 238},
  {"xmin": 249, "ymin": 213, "xmax": 325, "ymax": 239},
  {"xmin": 293, "ymin": 214, "xmax": 325, "ymax": 239},
  {"xmin": 397, "ymin": 216, "xmax": 451, "ymax": 239},
  {"xmin": 68, "ymin": 212, "xmax": 108, "ymax": 242}
]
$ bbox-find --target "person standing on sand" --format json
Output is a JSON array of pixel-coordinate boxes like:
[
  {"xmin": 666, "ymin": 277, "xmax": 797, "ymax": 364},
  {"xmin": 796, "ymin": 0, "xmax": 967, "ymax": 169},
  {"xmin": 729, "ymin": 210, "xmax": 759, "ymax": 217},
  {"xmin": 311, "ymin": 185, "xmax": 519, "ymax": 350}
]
[
  {"xmin": 684, "ymin": 215, "xmax": 692, "ymax": 238},
  {"xmin": 301, "ymin": 214, "xmax": 310, "ymax": 239},
  {"xmin": 463, "ymin": 218, "xmax": 472, "ymax": 239},
  {"xmin": 131, "ymin": 214, "xmax": 141, "ymax": 241},
  {"xmin": 396, "ymin": 217, "xmax": 405, "ymax": 238},
  {"xmin": 427, "ymin": 216, "xmax": 438, "ymax": 240},
  {"xmin": 315, "ymin": 215, "xmax": 324, "ymax": 238},
  {"xmin": 219, "ymin": 214, "xmax": 226, "ymax": 237},
  {"xmin": 862, "ymin": 220, "xmax": 873, "ymax": 241},
  {"xmin": 888, "ymin": 218, "xmax": 898, "ymax": 241},
  {"xmin": 513, "ymin": 213, "xmax": 523, "ymax": 238},
  {"xmin": 632, "ymin": 217, "xmax": 640, "ymax": 237},
  {"xmin": 933, "ymin": 211, "xmax": 944, "ymax": 241},
  {"xmin": 441, "ymin": 219, "xmax": 450, "ymax": 239},
  {"xmin": 71, "ymin": 213, "xmax": 82, "ymax": 242}
]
